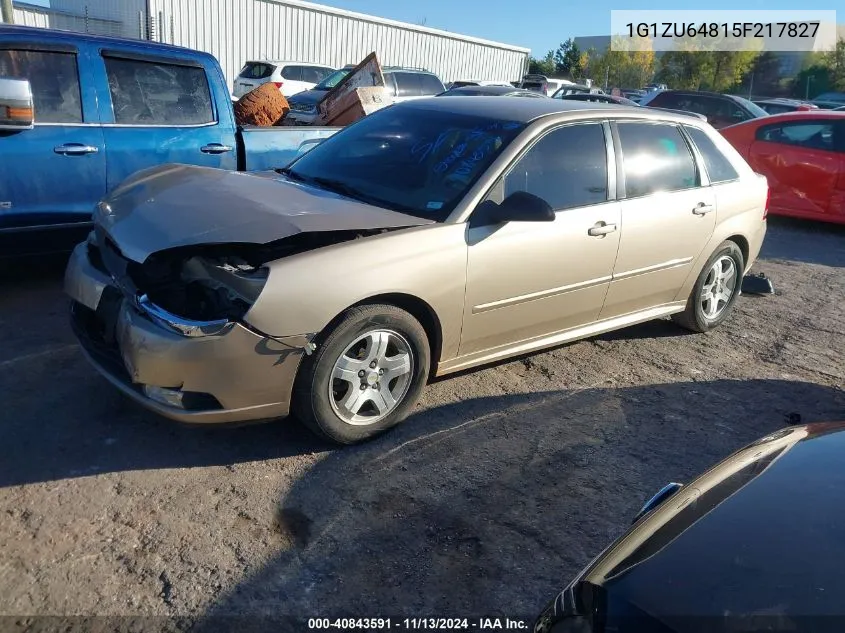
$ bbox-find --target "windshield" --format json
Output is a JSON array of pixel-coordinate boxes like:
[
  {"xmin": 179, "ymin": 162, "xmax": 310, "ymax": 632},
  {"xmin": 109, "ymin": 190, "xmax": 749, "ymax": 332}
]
[
  {"xmin": 315, "ymin": 68, "xmax": 351, "ymax": 90},
  {"xmin": 733, "ymin": 96, "xmax": 768, "ymax": 118},
  {"xmin": 282, "ymin": 106, "xmax": 526, "ymax": 221}
]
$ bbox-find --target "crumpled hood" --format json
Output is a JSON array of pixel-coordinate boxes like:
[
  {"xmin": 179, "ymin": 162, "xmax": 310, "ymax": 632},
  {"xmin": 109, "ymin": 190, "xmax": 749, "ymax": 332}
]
[{"xmin": 96, "ymin": 164, "xmax": 432, "ymax": 263}]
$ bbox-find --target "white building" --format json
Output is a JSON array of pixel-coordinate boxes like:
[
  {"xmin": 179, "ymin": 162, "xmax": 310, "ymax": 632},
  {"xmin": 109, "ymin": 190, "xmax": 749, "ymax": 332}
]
[{"xmin": 5, "ymin": 0, "xmax": 531, "ymax": 89}]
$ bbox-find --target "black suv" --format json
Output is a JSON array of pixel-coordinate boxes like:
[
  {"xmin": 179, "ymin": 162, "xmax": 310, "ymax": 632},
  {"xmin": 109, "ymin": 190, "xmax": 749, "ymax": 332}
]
[{"xmin": 641, "ymin": 90, "xmax": 768, "ymax": 128}]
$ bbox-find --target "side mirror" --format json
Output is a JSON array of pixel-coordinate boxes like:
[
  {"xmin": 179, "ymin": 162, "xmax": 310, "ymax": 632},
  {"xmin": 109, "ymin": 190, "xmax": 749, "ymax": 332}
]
[
  {"xmin": 0, "ymin": 77, "xmax": 34, "ymax": 130},
  {"xmin": 479, "ymin": 191, "xmax": 555, "ymax": 225}
]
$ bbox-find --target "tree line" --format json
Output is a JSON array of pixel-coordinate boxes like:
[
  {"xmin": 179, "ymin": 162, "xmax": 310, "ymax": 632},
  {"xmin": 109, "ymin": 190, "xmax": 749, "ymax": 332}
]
[{"xmin": 528, "ymin": 36, "xmax": 845, "ymax": 99}]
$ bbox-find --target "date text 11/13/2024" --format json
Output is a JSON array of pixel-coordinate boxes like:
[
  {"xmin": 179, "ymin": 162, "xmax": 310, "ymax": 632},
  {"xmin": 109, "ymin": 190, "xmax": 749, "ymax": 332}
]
[{"xmin": 308, "ymin": 617, "xmax": 530, "ymax": 630}]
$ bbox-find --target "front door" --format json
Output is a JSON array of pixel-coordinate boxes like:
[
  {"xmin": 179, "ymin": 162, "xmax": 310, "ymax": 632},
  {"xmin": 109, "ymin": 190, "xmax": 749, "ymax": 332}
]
[
  {"xmin": 0, "ymin": 46, "xmax": 105, "ymax": 235},
  {"xmin": 600, "ymin": 121, "xmax": 716, "ymax": 319},
  {"xmin": 95, "ymin": 52, "xmax": 237, "ymax": 191},
  {"xmin": 460, "ymin": 122, "xmax": 621, "ymax": 357}
]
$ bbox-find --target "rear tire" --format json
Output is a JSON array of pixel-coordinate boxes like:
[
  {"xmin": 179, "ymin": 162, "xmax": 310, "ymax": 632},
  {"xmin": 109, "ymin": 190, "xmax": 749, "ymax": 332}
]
[
  {"xmin": 672, "ymin": 241, "xmax": 744, "ymax": 333},
  {"xmin": 292, "ymin": 304, "xmax": 430, "ymax": 445}
]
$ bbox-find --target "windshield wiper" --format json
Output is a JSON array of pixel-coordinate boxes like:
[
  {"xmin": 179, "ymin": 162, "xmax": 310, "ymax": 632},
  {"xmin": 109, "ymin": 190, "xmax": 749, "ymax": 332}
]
[{"xmin": 310, "ymin": 177, "xmax": 414, "ymax": 212}]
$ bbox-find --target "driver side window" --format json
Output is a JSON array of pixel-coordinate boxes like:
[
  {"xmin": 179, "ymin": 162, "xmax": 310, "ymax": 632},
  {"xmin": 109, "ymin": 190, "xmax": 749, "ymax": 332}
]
[{"xmin": 495, "ymin": 123, "xmax": 609, "ymax": 211}]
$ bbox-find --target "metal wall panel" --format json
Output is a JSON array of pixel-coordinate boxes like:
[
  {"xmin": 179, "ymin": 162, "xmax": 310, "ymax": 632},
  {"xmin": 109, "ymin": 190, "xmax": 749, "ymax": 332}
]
[{"xmin": 145, "ymin": 0, "xmax": 529, "ymax": 91}]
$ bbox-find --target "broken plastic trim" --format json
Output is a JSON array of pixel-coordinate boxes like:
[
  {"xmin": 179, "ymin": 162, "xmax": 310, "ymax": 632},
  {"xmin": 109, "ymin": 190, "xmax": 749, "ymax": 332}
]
[{"xmin": 136, "ymin": 294, "xmax": 234, "ymax": 338}]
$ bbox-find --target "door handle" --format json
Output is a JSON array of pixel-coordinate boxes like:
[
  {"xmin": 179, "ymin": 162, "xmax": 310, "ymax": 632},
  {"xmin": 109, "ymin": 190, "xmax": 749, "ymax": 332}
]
[
  {"xmin": 54, "ymin": 143, "xmax": 99, "ymax": 155},
  {"xmin": 200, "ymin": 143, "xmax": 233, "ymax": 154},
  {"xmin": 692, "ymin": 203, "xmax": 715, "ymax": 215},
  {"xmin": 588, "ymin": 222, "xmax": 618, "ymax": 237}
]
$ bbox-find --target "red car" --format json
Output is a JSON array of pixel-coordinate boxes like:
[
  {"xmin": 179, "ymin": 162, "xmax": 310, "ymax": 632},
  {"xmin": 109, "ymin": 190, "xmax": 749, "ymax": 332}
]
[{"xmin": 721, "ymin": 112, "xmax": 845, "ymax": 225}]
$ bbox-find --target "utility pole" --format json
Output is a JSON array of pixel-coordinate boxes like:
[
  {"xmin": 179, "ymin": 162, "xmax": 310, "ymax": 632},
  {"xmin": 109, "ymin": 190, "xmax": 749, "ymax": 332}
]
[
  {"xmin": 1, "ymin": 0, "xmax": 14, "ymax": 25},
  {"xmin": 805, "ymin": 76, "xmax": 814, "ymax": 100},
  {"xmin": 748, "ymin": 73, "xmax": 754, "ymax": 99}
]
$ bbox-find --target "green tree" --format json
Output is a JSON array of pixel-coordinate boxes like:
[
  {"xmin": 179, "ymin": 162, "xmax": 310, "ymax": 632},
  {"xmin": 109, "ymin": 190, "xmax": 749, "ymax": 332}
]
[
  {"xmin": 553, "ymin": 38, "xmax": 583, "ymax": 77},
  {"xmin": 819, "ymin": 37, "xmax": 845, "ymax": 90},
  {"xmin": 740, "ymin": 51, "xmax": 786, "ymax": 97},
  {"xmin": 528, "ymin": 50, "xmax": 555, "ymax": 76},
  {"xmin": 589, "ymin": 35, "xmax": 656, "ymax": 89},
  {"xmin": 792, "ymin": 64, "xmax": 832, "ymax": 99}
]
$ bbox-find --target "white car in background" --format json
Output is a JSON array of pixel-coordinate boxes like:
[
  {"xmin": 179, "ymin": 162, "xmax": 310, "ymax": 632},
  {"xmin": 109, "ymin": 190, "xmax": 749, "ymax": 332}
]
[
  {"xmin": 233, "ymin": 60, "xmax": 335, "ymax": 98},
  {"xmin": 448, "ymin": 79, "xmax": 515, "ymax": 89},
  {"xmin": 519, "ymin": 74, "xmax": 576, "ymax": 96}
]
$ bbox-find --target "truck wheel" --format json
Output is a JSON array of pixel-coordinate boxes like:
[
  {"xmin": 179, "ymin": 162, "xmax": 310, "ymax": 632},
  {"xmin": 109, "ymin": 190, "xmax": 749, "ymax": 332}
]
[
  {"xmin": 292, "ymin": 304, "xmax": 430, "ymax": 445},
  {"xmin": 672, "ymin": 241, "xmax": 744, "ymax": 333},
  {"xmin": 233, "ymin": 83, "xmax": 290, "ymax": 126}
]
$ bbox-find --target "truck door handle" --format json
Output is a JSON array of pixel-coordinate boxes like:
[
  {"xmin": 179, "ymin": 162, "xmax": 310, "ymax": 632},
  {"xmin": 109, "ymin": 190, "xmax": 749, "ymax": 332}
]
[
  {"xmin": 54, "ymin": 143, "xmax": 99, "ymax": 155},
  {"xmin": 588, "ymin": 222, "xmax": 617, "ymax": 237},
  {"xmin": 693, "ymin": 203, "xmax": 715, "ymax": 215},
  {"xmin": 201, "ymin": 143, "xmax": 233, "ymax": 154}
]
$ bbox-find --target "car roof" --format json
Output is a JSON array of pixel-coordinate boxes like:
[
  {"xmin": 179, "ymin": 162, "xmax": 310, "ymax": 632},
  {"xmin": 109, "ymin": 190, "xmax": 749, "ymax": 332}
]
[
  {"xmin": 382, "ymin": 67, "xmax": 436, "ymax": 75},
  {"xmin": 441, "ymin": 85, "xmax": 545, "ymax": 97},
  {"xmin": 396, "ymin": 96, "xmax": 697, "ymax": 124},
  {"xmin": 727, "ymin": 110, "xmax": 845, "ymax": 126},
  {"xmin": 655, "ymin": 89, "xmax": 740, "ymax": 100},
  {"xmin": 260, "ymin": 60, "xmax": 333, "ymax": 67}
]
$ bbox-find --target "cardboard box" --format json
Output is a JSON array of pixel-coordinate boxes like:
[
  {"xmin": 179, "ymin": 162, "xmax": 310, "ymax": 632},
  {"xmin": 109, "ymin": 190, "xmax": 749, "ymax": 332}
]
[{"xmin": 321, "ymin": 86, "xmax": 389, "ymax": 126}]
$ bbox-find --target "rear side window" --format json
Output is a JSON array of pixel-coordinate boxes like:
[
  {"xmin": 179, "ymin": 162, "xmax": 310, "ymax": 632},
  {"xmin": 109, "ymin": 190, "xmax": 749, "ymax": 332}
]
[
  {"xmin": 104, "ymin": 56, "xmax": 214, "ymax": 126},
  {"xmin": 647, "ymin": 92, "xmax": 682, "ymax": 109},
  {"xmin": 239, "ymin": 62, "xmax": 275, "ymax": 79},
  {"xmin": 394, "ymin": 73, "xmax": 423, "ymax": 98},
  {"xmin": 280, "ymin": 66, "xmax": 303, "ymax": 81},
  {"xmin": 755, "ymin": 121, "xmax": 837, "ymax": 152},
  {"xmin": 684, "ymin": 125, "xmax": 739, "ymax": 183},
  {"xmin": 504, "ymin": 123, "xmax": 608, "ymax": 210},
  {"xmin": 617, "ymin": 122, "xmax": 698, "ymax": 198},
  {"xmin": 301, "ymin": 66, "xmax": 332, "ymax": 84},
  {"xmin": 419, "ymin": 74, "xmax": 445, "ymax": 95},
  {"xmin": 0, "ymin": 49, "xmax": 82, "ymax": 123}
]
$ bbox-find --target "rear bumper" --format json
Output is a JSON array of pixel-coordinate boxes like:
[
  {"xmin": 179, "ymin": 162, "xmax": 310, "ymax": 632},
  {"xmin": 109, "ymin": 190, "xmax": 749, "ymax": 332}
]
[
  {"xmin": 65, "ymin": 242, "xmax": 306, "ymax": 424},
  {"xmin": 746, "ymin": 219, "xmax": 767, "ymax": 271}
]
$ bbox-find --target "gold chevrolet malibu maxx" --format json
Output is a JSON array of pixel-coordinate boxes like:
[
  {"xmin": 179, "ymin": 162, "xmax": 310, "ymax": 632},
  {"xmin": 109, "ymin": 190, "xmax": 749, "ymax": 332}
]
[{"xmin": 66, "ymin": 98, "xmax": 768, "ymax": 444}]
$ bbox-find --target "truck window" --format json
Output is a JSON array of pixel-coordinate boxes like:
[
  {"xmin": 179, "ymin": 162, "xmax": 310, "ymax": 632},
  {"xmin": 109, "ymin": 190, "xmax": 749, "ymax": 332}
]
[
  {"xmin": 103, "ymin": 56, "xmax": 214, "ymax": 126},
  {"xmin": 0, "ymin": 50, "xmax": 82, "ymax": 123}
]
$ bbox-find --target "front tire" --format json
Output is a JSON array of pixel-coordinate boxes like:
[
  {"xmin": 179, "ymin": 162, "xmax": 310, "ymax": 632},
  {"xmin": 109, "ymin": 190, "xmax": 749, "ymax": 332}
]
[
  {"xmin": 292, "ymin": 304, "xmax": 430, "ymax": 444},
  {"xmin": 672, "ymin": 241, "xmax": 744, "ymax": 333}
]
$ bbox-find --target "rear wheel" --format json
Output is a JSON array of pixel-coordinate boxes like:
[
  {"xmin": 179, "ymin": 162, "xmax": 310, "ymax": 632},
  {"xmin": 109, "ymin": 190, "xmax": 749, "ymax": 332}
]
[
  {"xmin": 292, "ymin": 304, "xmax": 430, "ymax": 444},
  {"xmin": 672, "ymin": 241, "xmax": 744, "ymax": 333}
]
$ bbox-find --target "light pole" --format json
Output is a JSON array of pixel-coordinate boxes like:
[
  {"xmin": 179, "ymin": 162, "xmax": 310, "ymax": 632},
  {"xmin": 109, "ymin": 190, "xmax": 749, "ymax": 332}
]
[
  {"xmin": 805, "ymin": 75, "xmax": 814, "ymax": 101},
  {"xmin": 1, "ymin": 0, "xmax": 14, "ymax": 25}
]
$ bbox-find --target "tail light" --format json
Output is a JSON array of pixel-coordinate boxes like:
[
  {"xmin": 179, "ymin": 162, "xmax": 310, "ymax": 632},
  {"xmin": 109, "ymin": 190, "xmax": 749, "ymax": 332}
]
[{"xmin": 273, "ymin": 81, "xmax": 283, "ymax": 89}]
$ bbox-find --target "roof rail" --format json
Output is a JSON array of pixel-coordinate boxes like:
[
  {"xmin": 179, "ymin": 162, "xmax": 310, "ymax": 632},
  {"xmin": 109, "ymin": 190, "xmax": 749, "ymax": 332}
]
[{"xmin": 383, "ymin": 65, "xmax": 431, "ymax": 72}]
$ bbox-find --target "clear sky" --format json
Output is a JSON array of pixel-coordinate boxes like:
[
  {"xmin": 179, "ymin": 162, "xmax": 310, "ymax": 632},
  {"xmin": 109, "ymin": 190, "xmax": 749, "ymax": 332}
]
[{"xmin": 324, "ymin": 0, "xmax": 841, "ymax": 56}]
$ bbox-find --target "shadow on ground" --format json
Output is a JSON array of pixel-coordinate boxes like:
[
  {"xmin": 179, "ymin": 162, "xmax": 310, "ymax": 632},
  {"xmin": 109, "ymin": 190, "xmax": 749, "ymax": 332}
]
[
  {"xmin": 190, "ymin": 378, "xmax": 844, "ymax": 628},
  {"xmin": 761, "ymin": 217, "xmax": 845, "ymax": 268}
]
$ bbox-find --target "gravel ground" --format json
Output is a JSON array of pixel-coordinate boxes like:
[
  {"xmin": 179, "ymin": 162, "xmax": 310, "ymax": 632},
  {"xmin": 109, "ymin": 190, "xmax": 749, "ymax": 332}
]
[{"xmin": 0, "ymin": 217, "xmax": 843, "ymax": 629}]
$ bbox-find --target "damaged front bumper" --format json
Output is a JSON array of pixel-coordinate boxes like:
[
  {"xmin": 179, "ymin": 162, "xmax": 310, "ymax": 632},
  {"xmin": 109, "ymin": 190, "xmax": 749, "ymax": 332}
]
[{"xmin": 65, "ymin": 241, "xmax": 310, "ymax": 424}]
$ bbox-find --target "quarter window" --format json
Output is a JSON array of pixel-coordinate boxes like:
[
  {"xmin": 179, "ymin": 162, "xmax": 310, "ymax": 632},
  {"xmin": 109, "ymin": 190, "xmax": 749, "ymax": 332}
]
[
  {"xmin": 617, "ymin": 122, "xmax": 698, "ymax": 198},
  {"xmin": 755, "ymin": 121, "xmax": 837, "ymax": 152},
  {"xmin": 104, "ymin": 56, "xmax": 214, "ymax": 126},
  {"xmin": 0, "ymin": 49, "xmax": 82, "ymax": 123},
  {"xmin": 394, "ymin": 73, "xmax": 423, "ymax": 98},
  {"xmin": 301, "ymin": 66, "xmax": 332, "ymax": 83},
  {"xmin": 684, "ymin": 125, "xmax": 739, "ymax": 183},
  {"xmin": 503, "ymin": 124, "xmax": 609, "ymax": 210}
]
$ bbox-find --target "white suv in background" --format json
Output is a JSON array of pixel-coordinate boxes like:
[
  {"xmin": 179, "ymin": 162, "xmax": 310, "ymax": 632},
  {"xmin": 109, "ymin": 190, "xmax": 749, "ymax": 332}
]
[{"xmin": 233, "ymin": 60, "xmax": 335, "ymax": 98}]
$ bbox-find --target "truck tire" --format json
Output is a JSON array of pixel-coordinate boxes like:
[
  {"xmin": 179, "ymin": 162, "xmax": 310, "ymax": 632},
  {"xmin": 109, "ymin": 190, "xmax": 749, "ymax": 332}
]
[{"xmin": 233, "ymin": 83, "xmax": 290, "ymax": 127}]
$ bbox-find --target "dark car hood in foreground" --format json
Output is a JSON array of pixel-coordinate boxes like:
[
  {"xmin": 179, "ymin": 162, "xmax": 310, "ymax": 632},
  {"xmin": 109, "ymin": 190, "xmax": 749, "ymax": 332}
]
[
  {"xmin": 96, "ymin": 164, "xmax": 431, "ymax": 263},
  {"xmin": 542, "ymin": 423, "xmax": 845, "ymax": 631}
]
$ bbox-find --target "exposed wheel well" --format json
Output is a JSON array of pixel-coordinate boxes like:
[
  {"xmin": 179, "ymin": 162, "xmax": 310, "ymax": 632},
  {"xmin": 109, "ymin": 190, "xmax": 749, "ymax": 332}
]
[
  {"xmin": 726, "ymin": 235, "xmax": 749, "ymax": 271},
  {"xmin": 349, "ymin": 293, "xmax": 443, "ymax": 375}
]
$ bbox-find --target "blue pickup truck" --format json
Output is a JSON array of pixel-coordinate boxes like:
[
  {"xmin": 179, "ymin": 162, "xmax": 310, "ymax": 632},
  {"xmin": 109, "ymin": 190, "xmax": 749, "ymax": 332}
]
[{"xmin": 0, "ymin": 25, "xmax": 338, "ymax": 257}]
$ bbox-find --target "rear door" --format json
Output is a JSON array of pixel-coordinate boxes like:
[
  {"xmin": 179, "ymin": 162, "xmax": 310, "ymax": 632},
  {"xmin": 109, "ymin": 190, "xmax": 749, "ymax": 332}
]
[
  {"xmin": 600, "ymin": 121, "xmax": 716, "ymax": 318},
  {"xmin": 96, "ymin": 50, "xmax": 237, "ymax": 191},
  {"xmin": 279, "ymin": 64, "xmax": 305, "ymax": 97},
  {"xmin": 0, "ymin": 42, "xmax": 106, "ymax": 237},
  {"xmin": 749, "ymin": 118, "xmax": 843, "ymax": 221}
]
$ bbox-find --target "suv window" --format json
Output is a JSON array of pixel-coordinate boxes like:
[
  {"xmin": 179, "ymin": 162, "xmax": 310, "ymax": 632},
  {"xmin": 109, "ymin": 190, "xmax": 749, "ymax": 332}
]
[
  {"xmin": 755, "ymin": 120, "xmax": 838, "ymax": 152},
  {"xmin": 239, "ymin": 62, "xmax": 275, "ymax": 79},
  {"xmin": 503, "ymin": 123, "xmax": 608, "ymax": 210},
  {"xmin": 0, "ymin": 50, "xmax": 82, "ymax": 123},
  {"xmin": 104, "ymin": 56, "xmax": 214, "ymax": 126},
  {"xmin": 684, "ymin": 125, "xmax": 739, "ymax": 183},
  {"xmin": 393, "ymin": 72, "xmax": 423, "ymax": 98},
  {"xmin": 302, "ymin": 66, "xmax": 332, "ymax": 84},
  {"xmin": 617, "ymin": 122, "xmax": 698, "ymax": 198},
  {"xmin": 419, "ymin": 73, "xmax": 445, "ymax": 95},
  {"xmin": 280, "ymin": 65, "xmax": 303, "ymax": 81}
]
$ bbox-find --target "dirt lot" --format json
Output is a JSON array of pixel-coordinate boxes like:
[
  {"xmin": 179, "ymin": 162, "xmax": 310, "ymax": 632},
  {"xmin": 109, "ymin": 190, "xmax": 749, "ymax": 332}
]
[{"xmin": 0, "ymin": 217, "xmax": 843, "ymax": 628}]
